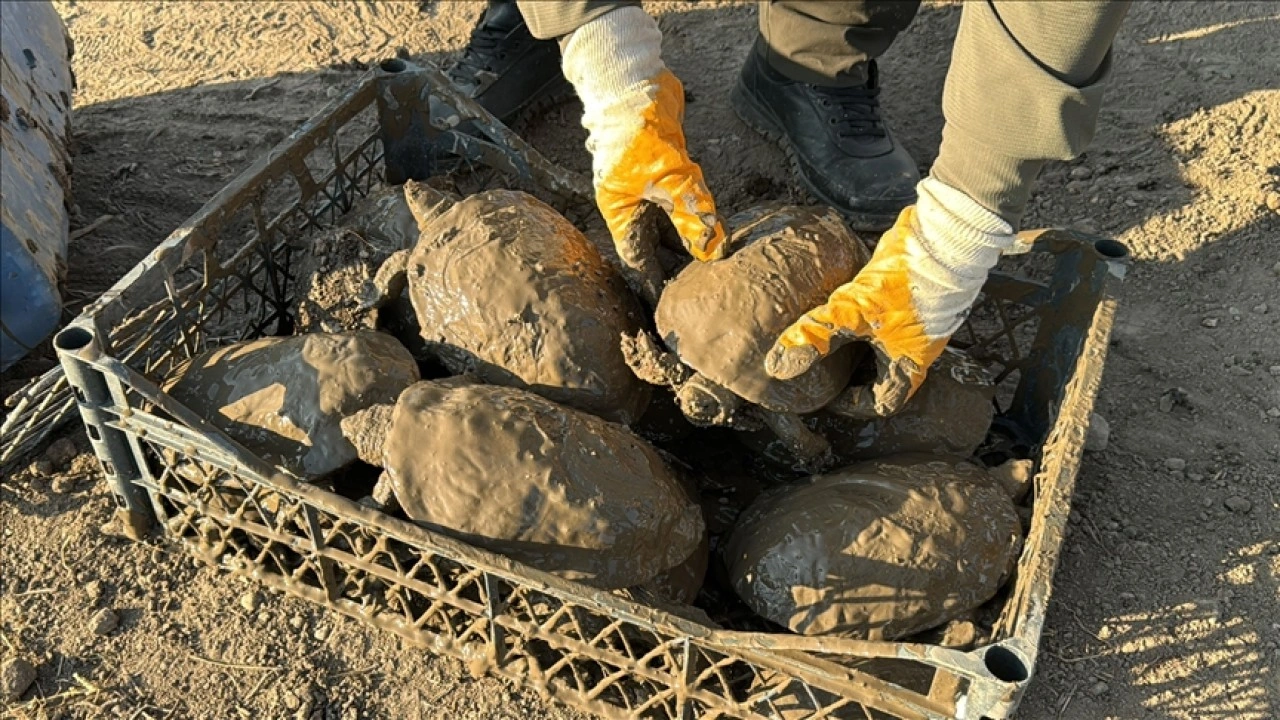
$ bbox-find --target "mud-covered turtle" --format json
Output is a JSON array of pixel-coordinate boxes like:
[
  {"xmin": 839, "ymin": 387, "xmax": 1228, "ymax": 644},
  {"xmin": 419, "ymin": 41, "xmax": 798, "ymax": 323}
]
[
  {"xmin": 340, "ymin": 379, "xmax": 704, "ymax": 589},
  {"xmin": 623, "ymin": 204, "xmax": 871, "ymax": 462},
  {"xmin": 369, "ymin": 187, "xmax": 651, "ymax": 425},
  {"xmin": 740, "ymin": 348, "xmax": 996, "ymax": 468},
  {"xmin": 164, "ymin": 331, "xmax": 419, "ymax": 478},
  {"xmin": 724, "ymin": 454, "xmax": 1022, "ymax": 640}
]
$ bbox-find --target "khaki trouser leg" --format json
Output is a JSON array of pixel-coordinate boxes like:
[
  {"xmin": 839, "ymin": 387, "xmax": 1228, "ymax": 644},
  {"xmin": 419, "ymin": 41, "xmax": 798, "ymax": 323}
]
[
  {"xmin": 930, "ymin": 0, "xmax": 1132, "ymax": 227},
  {"xmin": 758, "ymin": 0, "xmax": 922, "ymax": 87},
  {"xmin": 516, "ymin": 0, "xmax": 637, "ymax": 39}
]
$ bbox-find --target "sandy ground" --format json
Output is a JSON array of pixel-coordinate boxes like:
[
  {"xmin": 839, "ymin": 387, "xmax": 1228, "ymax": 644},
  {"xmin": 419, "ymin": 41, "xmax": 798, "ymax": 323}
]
[{"xmin": 2, "ymin": 1, "xmax": 1278, "ymax": 718}]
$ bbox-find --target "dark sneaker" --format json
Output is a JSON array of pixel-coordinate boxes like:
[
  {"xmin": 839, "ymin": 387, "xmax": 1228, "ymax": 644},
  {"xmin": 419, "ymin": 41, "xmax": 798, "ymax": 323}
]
[
  {"xmin": 435, "ymin": 1, "xmax": 572, "ymax": 129},
  {"xmin": 730, "ymin": 40, "xmax": 919, "ymax": 231}
]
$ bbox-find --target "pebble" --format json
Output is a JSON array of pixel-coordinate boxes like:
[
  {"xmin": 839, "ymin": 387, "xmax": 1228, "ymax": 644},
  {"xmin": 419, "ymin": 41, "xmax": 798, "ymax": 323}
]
[
  {"xmin": 1085, "ymin": 413, "xmax": 1110, "ymax": 452},
  {"xmin": 283, "ymin": 690, "xmax": 303, "ymax": 711},
  {"xmin": 85, "ymin": 580, "xmax": 104, "ymax": 602},
  {"xmin": 1158, "ymin": 394, "xmax": 1175, "ymax": 413},
  {"xmin": 1254, "ymin": 303, "xmax": 1270, "ymax": 314},
  {"xmin": 289, "ymin": 615, "xmax": 306, "ymax": 631},
  {"xmin": 313, "ymin": 626, "xmax": 329, "ymax": 641},
  {"xmin": 45, "ymin": 437, "xmax": 79, "ymax": 468},
  {"xmin": 1069, "ymin": 165, "xmax": 1093, "ymax": 180},
  {"xmin": 1224, "ymin": 496, "xmax": 1253, "ymax": 514},
  {"xmin": 1, "ymin": 657, "xmax": 37, "ymax": 703},
  {"xmin": 1266, "ymin": 192, "xmax": 1280, "ymax": 212},
  {"xmin": 1165, "ymin": 458, "xmax": 1187, "ymax": 472},
  {"xmin": 1200, "ymin": 317, "xmax": 1219, "ymax": 328},
  {"xmin": 1270, "ymin": 366, "xmax": 1280, "ymax": 376},
  {"xmin": 1267, "ymin": 407, "xmax": 1280, "ymax": 419},
  {"xmin": 1089, "ymin": 680, "xmax": 1109, "ymax": 697},
  {"xmin": 240, "ymin": 591, "xmax": 261, "ymax": 613},
  {"xmin": 90, "ymin": 608, "xmax": 120, "ymax": 635}
]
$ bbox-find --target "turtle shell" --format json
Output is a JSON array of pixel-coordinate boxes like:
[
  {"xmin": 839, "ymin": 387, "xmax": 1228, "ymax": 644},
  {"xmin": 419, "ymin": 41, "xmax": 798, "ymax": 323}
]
[
  {"xmin": 165, "ymin": 331, "xmax": 419, "ymax": 478},
  {"xmin": 404, "ymin": 189, "xmax": 650, "ymax": 424},
  {"xmin": 654, "ymin": 204, "xmax": 871, "ymax": 413},
  {"xmin": 724, "ymin": 454, "xmax": 1021, "ymax": 640},
  {"xmin": 381, "ymin": 380, "xmax": 704, "ymax": 589}
]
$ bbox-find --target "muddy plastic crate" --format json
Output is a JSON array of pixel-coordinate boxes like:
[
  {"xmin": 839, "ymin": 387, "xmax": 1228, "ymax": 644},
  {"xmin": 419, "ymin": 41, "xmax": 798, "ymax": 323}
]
[{"xmin": 54, "ymin": 60, "xmax": 1128, "ymax": 720}]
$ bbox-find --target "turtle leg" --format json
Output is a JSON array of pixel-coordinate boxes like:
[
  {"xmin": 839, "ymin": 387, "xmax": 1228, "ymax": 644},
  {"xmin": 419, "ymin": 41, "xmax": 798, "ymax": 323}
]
[
  {"xmin": 675, "ymin": 373, "xmax": 742, "ymax": 427},
  {"xmin": 362, "ymin": 249, "xmax": 411, "ymax": 311},
  {"xmin": 358, "ymin": 470, "xmax": 401, "ymax": 513},
  {"xmin": 621, "ymin": 330, "xmax": 691, "ymax": 387},
  {"xmin": 759, "ymin": 410, "xmax": 832, "ymax": 468},
  {"xmin": 339, "ymin": 403, "xmax": 395, "ymax": 466}
]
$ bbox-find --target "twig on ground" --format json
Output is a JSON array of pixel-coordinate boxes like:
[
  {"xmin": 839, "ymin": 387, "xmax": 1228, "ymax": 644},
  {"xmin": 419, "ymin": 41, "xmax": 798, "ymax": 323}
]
[
  {"xmin": 70, "ymin": 214, "xmax": 116, "ymax": 241},
  {"xmin": 186, "ymin": 653, "xmax": 278, "ymax": 672}
]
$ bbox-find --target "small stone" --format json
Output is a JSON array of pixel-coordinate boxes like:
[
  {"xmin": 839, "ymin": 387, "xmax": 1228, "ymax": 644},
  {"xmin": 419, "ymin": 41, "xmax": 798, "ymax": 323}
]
[
  {"xmin": 90, "ymin": 608, "xmax": 120, "ymax": 635},
  {"xmin": 1254, "ymin": 303, "xmax": 1270, "ymax": 314},
  {"xmin": 991, "ymin": 459, "xmax": 1034, "ymax": 502},
  {"xmin": 313, "ymin": 626, "xmax": 329, "ymax": 641},
  {"xmin": 240, "ymin": 591, "xmax": 261, "ymax": 612},
  {"xmin": 256, "ymin": 611, "xmax": 270, "ymax": 624},
  {"xmin": 1158, "ymin": 394, "xmax": 1175, "ymax": 413},
  {"xmin": 1, "ymin": 657, "xmax": 37, "ymax": 702},
  {"xmin": 1069, "ymin": 165, "xmax": 1093, "ymax": 180},
  {"xmin": 1200, "ymin": 317, "xmax": 1219, "ymax": 328},
  {"xmin": 289, "ymin": 615, "xmax": 306, "ymax": 631},
  {"xmin": 1085, "ymin": 413, "xmax": 1110, "ymax": 453},
  {"xmin": 1202, "ymin": 496, "xmax": 1214, "ymax": 508},
  {"xmin": 85, "ymin": 580, "xmax": 103, "ymax": 602},
  {"xmin": 50, "ymin": 475, "xmax": 78, "ymax": 494},
  {"xmin": 1269, "ymin": 365, "xmax": 1280, "ymax": 376},
  {"xmin": 29, "ymin": 459, "xmax": 54, "ymax": 476},
  {"xmin": 1266, "ymin": 192, "xmax": 1280, "ymax": 212},
  {"xmin": 283, "ymin": 690, "xmax": 303, "ymax": 711},
  {"xmin": 1267, "ymin": 407, "xmax": 1280, "ymax": 418},
  {"xmin": 1224, "ymin": 496, "xmax": 1253, "ymax": 514},
  {"xmin": 45, "ymin": 437, "xmax": 79, "ymax": 468},
  {"xmin": 1089, "ymin": 680, "xmax": 1109, "ymax": 696},
  {"xmin": 1165, "ymin": 458, "xmax": 1186, "ymax": 472}
]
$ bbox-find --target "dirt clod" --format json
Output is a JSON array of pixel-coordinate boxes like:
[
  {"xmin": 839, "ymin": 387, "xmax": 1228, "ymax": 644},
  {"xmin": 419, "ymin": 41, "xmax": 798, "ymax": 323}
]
[
  {"xmin": 1, "ymin": 657, "xmax": 37, "ymax": 703},
  {"xmin": 1224, "ymin": 496, "xmax": 1253, "ymax": 513},
  {"xmin": 1085, "ymin": 412, "xmax": 1111, "ymax": 453},
  {"xmin": 28, "ymin": 459, "xmax": 53, "ymax": 477},
  {"xmin": 90, "ymin": 607, "xmax": 120, "ymax": 635},
  {"xmin": 50, "ymin": 475, "xmax": 79, "ymax": 494},
  {"xmin": 44, "ymin": 437, "xmax": 78, "ymax": 468},
  {"xmin": 240, "ymin": 591, "xmax": 261, "ymax": 612},
  {"xmin": 1166, "ymin": 458, "xmax": 1187, "ymax": 471}
]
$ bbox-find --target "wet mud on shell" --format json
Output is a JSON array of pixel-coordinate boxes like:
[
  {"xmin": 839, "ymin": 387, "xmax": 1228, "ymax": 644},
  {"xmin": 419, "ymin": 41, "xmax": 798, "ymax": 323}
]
[
  {"xmin": 368, "ymin": 381, "xmax": 704, "ymax": 589},
  {"xmin": 404, "ymin": 189, "xmax": 651, "ymax": 424},
  {"xmin": 654, "ymin": 204, "xmax": 872, "ymax": 413},
  {"xmin": 725, "ymin": 454, "xmax": 1022, "ymax": 640},
  {"xmin": 164, "ymin": 331, "xmax": 419, "ymax": 478}
]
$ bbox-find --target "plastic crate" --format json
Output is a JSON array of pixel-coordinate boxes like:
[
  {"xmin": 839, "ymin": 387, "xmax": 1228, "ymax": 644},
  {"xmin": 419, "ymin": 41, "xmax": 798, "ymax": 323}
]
[{"xmin": 53, "ymin": 61, "xmax": 1128, "ymax": 720}]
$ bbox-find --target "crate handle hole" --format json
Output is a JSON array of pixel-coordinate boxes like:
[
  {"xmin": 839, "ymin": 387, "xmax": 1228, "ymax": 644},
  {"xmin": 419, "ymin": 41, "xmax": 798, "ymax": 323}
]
[
  {"xmin": 55, "ymin": 326, "xmax": 94, "ymax": 351},
  {"xmin": 87, "ymin": 424, "xmax": 100, "ymax": 441},
  {"xmin": 1093, "ymin": 239, "xmax": 1129, "ymax": 260},
  {"xmin": 983, "ymin": 645, "xmax": 1029, "ymax": 683},
  {"xmin": 379, "ymin": 58, "xmax": 407, "ymax": 73}
]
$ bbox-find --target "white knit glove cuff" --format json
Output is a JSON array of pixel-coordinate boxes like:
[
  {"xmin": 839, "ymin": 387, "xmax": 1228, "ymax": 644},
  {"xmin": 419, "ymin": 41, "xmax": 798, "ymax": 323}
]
[
  {"xmin": 908, "ymin": 177, "xmax": 1016, "ymax": 338},
  {"xmin": 561, "ymin": 7, "xmax": 665, "ymax": 182}
]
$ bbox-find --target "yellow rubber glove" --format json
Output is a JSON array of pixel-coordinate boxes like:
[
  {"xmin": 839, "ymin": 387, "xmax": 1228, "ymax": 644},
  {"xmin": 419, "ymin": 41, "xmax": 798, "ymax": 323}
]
[
  {"xmin": 562, "ymin": 7, "xmax": 725, "ymax": 301},
  {"xmin": 766, "ymin": 177, "xmax": 1017, "ymax": 417}
]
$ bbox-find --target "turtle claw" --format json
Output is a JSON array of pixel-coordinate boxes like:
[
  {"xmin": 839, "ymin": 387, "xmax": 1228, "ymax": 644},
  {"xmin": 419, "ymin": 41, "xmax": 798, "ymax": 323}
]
[
  {"xmin": 675, "ymin": 373, "xmax": 741, "ymax": 426},
  {"xmin": 759, "ymin": 411, "xmax": 833, "ymax": 470}
]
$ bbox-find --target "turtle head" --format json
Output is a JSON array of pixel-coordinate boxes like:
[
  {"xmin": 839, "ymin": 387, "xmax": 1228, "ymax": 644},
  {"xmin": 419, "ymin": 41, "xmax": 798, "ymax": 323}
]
[{"xmin": 403, "ymin": 179, "xmax": 457, "ymax": 230}]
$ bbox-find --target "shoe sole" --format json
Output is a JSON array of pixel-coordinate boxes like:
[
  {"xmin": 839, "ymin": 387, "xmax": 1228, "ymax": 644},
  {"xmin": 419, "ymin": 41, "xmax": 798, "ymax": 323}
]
[{"xmin": 730, "ymin": 79, "xmax": 900, "ymax": 232}]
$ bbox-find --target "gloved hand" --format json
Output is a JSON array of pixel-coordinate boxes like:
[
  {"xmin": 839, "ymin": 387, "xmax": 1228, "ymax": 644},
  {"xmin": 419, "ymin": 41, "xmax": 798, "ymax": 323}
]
[
  {"xmin": 561, "ymin": 6, "xmax": 725, "ymax": 303},
  {"xmin": 765, "ymin": 177, "xmax": 1017, "ymax": 417}
]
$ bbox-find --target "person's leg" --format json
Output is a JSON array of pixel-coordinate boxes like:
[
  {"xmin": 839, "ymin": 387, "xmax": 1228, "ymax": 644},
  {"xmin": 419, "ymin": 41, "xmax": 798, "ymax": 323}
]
[
  {"xmin": 436, "ymin": 0, "xmax": 597, "ymax": 128},
  {"xmin": 732, "ymin": 1, "xmax": 923, "ymax": 230},
  {"xmin": 930, "ymin": 0, "xmax": 1131, "ymax": 228},
  {"xmin": 758, "ymin": 0, "xmax": 920, "ymax": 87}
]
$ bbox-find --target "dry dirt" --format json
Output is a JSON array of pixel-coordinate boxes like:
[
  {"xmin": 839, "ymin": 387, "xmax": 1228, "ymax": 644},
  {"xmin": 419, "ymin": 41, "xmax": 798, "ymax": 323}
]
[{"xmin": 2, "ymin": 1, "xmax": 1278, "ymax": 719}]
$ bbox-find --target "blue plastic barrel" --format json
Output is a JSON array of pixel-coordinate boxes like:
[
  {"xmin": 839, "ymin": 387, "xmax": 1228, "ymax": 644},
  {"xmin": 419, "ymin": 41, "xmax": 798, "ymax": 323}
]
[{"xmin": 1, "ymin": 1, "xmax": 74, "ymax": 370}]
